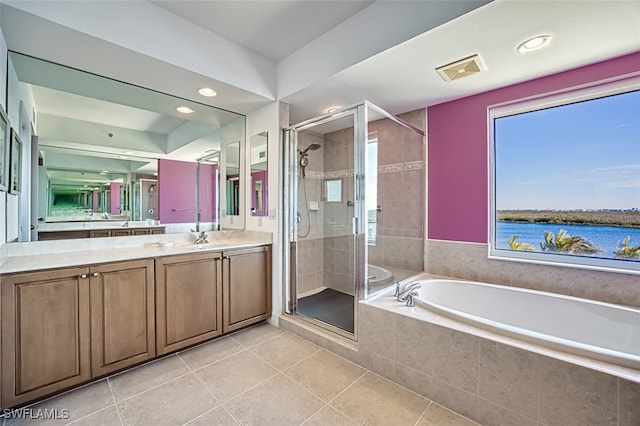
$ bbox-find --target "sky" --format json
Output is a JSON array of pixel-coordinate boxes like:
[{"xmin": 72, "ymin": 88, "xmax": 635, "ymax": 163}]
[{"xmin": 494, "ymin": 89, "xmax": 640, "ymax": 210}]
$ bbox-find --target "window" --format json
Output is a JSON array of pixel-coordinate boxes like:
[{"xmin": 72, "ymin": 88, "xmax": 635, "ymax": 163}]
[
  {"xmin": 366, "ymin": 136, "xmax": 378, "ymax": 244},
  {"xmin": 489, "ymin": 77, "xmax": 640, "ymax": 273}
]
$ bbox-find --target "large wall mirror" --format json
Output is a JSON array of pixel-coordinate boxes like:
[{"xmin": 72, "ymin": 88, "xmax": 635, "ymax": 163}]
[
  {"xmin": 250, "ymin": 131, "xmax": 268, "ymax": 216},
  {"xmin": 6, "ymin": 51, "xmax": 246, "ymax": 241}
]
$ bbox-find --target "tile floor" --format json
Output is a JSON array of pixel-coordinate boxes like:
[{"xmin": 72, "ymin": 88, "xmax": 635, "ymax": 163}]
[{"xmin": 2, "ymin": 323, "xmax": 479, "ymax": 426}]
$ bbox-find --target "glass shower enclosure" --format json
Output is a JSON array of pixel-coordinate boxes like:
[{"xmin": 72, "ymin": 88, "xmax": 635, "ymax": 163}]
[{"xmin": 284, "ymin": 101, "xmax": 425, "ymax": 340}]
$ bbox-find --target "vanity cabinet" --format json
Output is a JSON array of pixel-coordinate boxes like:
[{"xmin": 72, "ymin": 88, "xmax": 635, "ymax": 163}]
[
  {"xmin": 89, "ymin": 260, "xmax": 156, "ymax": 377},
  {"xmin": 1, "ymin": 259, "xmax": 155, "ymax": 408},
  {"xmin": 155, "ymin": 252, "xmax": 224, "ymax": 355},
  {"xmin": 38, "ymin": 227, "xmax": 165, "ymax": 240},
  {"xmin": 223, "ymin": 246, "xmax": 272, "ymax": 333},
  {"xmin": 155, "ymin": 245, "xmax": 272, "ymax": 352}
]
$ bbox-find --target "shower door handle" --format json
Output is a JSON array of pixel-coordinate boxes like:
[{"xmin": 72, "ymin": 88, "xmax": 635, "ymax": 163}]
[
  {"xmin": 346, "ymin": 200, "xmax": 355, "ymax": 207},
  {"xmin": 352, "ymin": 217, "xmax": 358, "ymax": 235}
]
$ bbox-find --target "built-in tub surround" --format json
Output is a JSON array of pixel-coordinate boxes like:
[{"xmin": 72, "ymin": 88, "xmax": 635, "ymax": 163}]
[
  {"xmin": 280, "ymin": 278, "xmax": 640, "ymax": 426},
  {"xmin": 413, "ymin": 278, "xmax": 640, "ymax": 370}
]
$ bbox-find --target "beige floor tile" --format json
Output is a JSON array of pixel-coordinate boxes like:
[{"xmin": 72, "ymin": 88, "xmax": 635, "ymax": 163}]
[
  {"xmin": 183, "ymin": 406, "xmax": 238, "ymax": 425},
  {"xmin": 224, "ymin": 374, "xmax": 324, "ymax": 426},
  {"xmin": 418, "ymin": 403, "xmax": 479, "ymax": 426},
  {"xmin": 302, "ymin": 405, "xmax": 358, "ymax": 426},
  {"xmin": 109, "ymin": 355, "xmax": 189, "ymax": 402},
  {"xmin": 5, "ymin": 380, "xmax": 114, "ymax": 426},
  {"xmin": 230, "ymin": 322, "xmax": 284, "ymax": 348},
  {"xmin": 66, "ymin": 405, "xmax": 122, "ymax": 426},
  {"xmin": 250, "ymin": 332, "xmax": 319, "ymax": 370},
  {"xmin": 284, "ymin": 349, "xmax": 366, "ymax": 402},
  {"xmin": 194, "ymin": 350, "xmax": 277, "ymax": 402},
  {"xmin": 331, "ymin": 372, "xmax": 429, "ymax": 426},
  {"xmin": 117, "ymin": 374, "xmax": 216, "ymax": 426},
  {"xmin": 179, "ymin": 336, "xmax": 244, "ymax": 370}
]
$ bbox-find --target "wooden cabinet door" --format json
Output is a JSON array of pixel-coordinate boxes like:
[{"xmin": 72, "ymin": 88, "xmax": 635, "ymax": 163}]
[
  {"xmin": 223, "ymin": 246, "xmax": 272, "ymax": 333},
  {"xmin": 1, "ymin": 267, "xmax": 91, "ymax": 409},
  {"xmin": 90, "ymin": 259, "xmax": 155, "ymax": 377},
  {"xmin": 110, "ymin": 229, "xmax": 131, "ymax": 237},
  {"xmin": 130, "ymin": 228, "xmax": 150, "ymax": 236},
  {"xmin": 155, "ymin": 253, "xmax": 223, "ymax": 355}
]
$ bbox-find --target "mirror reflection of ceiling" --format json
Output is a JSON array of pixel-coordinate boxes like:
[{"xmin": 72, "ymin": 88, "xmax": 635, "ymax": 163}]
[{"xmin": 10, "ymin": 51, "xmax": 243, "ymax": 177}]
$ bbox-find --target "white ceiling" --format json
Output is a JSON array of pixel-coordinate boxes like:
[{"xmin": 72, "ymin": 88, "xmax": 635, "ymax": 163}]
[
  {"xmin": 150, "ymin": 0, "xmax": 375, "ymax": 62},
  {"xmin": 2, "ymin": 0, "xmax": 639, "ymax": 142}
]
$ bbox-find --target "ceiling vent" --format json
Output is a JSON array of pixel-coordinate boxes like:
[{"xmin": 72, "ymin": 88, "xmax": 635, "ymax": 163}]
[{"xmin": 436, "ymin": 54, "xmax": 484, "ymax": 82}]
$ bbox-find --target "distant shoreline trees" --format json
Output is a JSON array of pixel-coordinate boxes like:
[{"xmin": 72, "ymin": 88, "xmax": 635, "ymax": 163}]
[{"xmin": 508, "ymin": 230, "xmax": 640, "ymax": 260}]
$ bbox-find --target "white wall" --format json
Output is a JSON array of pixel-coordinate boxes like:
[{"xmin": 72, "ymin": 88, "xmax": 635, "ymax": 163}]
[{"xmin": 245, "ymin": 101, "xmax": 288, "ymax": 323}]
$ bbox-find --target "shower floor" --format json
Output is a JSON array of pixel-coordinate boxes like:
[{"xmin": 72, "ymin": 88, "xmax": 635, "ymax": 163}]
[{"xmin": 297, "ymin": 288, "xmax": 354, "ymax": 333}]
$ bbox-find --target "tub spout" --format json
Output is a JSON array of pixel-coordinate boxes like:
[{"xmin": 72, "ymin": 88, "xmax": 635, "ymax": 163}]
[{"xmin": 396, "ymin": 282, "xmax": 422, "ymax": 302}]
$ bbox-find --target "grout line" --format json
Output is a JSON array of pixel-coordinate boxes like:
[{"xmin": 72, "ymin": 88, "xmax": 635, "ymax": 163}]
[
  {"xmin": 413, "ymin": 401, "xmax": 432, "ymax": 426},
  {"xmin": 179, "ymin": 352, "xmax": 241, "ymax": 426},
  {"xmin": 325, "ymin": 369, "xmax": 368, "ymax": 406},
  {"xmin": 177, "ymin": 345, "xmax": 246, "ymax": 374},
  {"xmin": 299, "ymin": 403, "xmax": 329, "ymax": 426},
  {"xmin": 114, "ymin": 370, "xmax": 194, "ymax": 404},
  {"xmin": 64, "ymin": 404, "xmax": 120, "ymax": 426},
  {"xmin": 107, "ymin": 379, "xmax": 125, "ymax": 426}
]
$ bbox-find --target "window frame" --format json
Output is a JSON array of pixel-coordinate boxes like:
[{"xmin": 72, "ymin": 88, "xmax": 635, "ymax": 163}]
[{"xmin": 488, "ymin": 74, "xmax": 640, "ymax": 275}]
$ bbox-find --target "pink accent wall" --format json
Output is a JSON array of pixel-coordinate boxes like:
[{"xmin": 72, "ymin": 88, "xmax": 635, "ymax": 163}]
[
  {"xmin": 427, "ymin": 52, "xmax": 640, "ymax": 243},
  {"xmin": 110, "ymin": 182, "xmax": 121, "ymax": 215},
  {"xmin": 158, "ymin": 159, "xmax": 217, "ymax": 224}
]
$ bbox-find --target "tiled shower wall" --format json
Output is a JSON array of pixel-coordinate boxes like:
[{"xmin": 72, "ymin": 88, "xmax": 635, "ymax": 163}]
[
  {"xmin": 368, "ymin": 109, "xmax": 425, "ymax": 278},
  {"xmin": 296, "ymin": 109, "xmax": 425, "ymax": 296}
]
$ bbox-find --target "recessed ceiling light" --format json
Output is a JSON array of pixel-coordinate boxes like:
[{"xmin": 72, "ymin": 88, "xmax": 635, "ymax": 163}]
[
  {"xmin": 517, "ymin": 35, "xmax": 552, "ymax": 54},
  {"xmin": 117, "ymin": 155, "xmax": 128, "ymax": 159},
  {"xmin": 176, "ymin": 106, "xmax": 194, "ymax": 114},
  {"xmin": 326, "ymin": 107, "xmax": 341, "ymax": 114},
  {"xmin": 100, "ymin": 171, "xmax": 108, "ymax": 175},
  {"xmin": 123, "ymin": 151, "xmax": 133, "ymax": 155},
  {"xmin": 198, "ymin": 87, "xmax": 217, "ymax": 97}
]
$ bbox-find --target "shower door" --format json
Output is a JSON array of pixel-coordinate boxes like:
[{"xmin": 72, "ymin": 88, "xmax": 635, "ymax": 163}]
[{"xmin": 285, "ymin": 105, "xmax": 367, "ymax": 338}]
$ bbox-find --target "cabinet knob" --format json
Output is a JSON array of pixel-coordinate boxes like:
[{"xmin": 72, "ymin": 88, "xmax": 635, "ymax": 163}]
[
  {"xmin": 92, "ymin": 272, "xmax": 99, "ymax": 277},
  {"xmin": 79, "ymin": 274, "xmax": 88, "ymax": 279}
]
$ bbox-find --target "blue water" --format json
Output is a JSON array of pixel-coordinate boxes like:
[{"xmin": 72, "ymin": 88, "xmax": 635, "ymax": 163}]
[{"xmin": 496, "ymin": 222, "xmax": 640, "ymax": 258}]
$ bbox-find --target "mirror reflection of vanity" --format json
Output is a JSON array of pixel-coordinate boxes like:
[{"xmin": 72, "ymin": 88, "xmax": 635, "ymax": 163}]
[
  {"xmin": 250, "ymin": 131, "xmax": 268, "ymax": 216},
  {"xmin": 6, "ymin": 51, "xmax": 246, "ymax": 241}
]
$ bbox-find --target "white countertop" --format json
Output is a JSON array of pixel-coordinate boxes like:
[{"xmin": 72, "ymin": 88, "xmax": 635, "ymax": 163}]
[
  {"xmin": 38, "ymin": 221, "xmax": 165, "ymax": 232},
  {"xmin": 0, "ymin": 231, "xmax": 271, "ymax": 274}
]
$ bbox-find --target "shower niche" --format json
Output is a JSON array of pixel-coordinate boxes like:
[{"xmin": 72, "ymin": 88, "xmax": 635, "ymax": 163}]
[{"xmin": 284, "ymin": 102, "xmax": 425, "ymax": 339}]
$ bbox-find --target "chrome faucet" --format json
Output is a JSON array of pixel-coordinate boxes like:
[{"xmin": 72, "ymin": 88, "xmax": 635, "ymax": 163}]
[
  {"xmin": 194, "ymin": 231, "xmax": 209, "ymax": 244},
  {"xmin": 121, "ymin": 219, "xmax": 129, "ymax": 227},
  {"xmin": 395, "ymin": 282, "xmax": 422, "ymax": 302}
]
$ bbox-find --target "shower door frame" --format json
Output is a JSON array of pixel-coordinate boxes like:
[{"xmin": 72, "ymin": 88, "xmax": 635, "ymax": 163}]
[{"xmin": 283, "ymin": 103, "xmax": 368, "ymax": 341}]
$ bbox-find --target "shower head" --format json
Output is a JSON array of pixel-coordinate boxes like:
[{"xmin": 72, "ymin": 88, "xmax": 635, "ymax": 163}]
[{"xmin": 299, "ymin": 143, "xmax": 321, "ymax": 155}]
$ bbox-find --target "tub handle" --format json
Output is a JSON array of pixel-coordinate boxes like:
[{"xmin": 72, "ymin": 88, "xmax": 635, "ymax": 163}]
[{"xmin": 405, "ymin": 291, "xmax": 418, "ymax": 307}]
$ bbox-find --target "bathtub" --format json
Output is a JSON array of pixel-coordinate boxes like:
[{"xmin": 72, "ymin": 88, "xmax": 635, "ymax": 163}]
[
  {"xmin": 367, "ymin": 264, "xmax": 394, "ymax": 287},
  {"xmin": 412, "ymin": 279, "xmax": 640, "ymax": 370}
]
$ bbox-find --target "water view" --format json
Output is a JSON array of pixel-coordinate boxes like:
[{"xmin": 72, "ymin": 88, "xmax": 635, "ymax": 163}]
[{"xmin": 496, "ymin": 221, "xmax": 640, "ymax": 259}]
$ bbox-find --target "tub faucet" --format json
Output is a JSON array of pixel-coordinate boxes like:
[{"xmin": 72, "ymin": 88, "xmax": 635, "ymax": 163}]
[
  {"xmin": 396, "ymin": 282, "xmax": 422, "ymax": 302},
  {"xmin": 194, "ymin": 231, "xmax": 209, "ymax": 244},
  {"xmin": 404, "ymin": 291, "xmax": 418, "ymax": 307}
]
